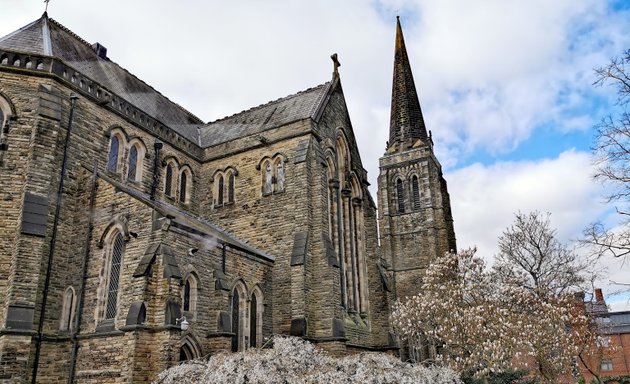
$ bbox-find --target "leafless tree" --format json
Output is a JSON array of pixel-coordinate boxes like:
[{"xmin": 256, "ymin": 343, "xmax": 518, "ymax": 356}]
[
  {"xmin": 495, "ymin": 211, "xmax": 588, "ymax": 298},
  {"xmin": 582, "ymin": 50, "xmax": 630, "ymax": 260}
]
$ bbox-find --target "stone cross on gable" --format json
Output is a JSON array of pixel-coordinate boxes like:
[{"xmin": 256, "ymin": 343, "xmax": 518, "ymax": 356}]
[{"xmin": 331, "ymin": 53, "xmax": 341, "ymax": 76}]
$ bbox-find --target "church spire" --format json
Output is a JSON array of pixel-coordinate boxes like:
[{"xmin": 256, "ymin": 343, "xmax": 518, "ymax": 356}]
[{"xmin": 388, "ymin": 16, "xmax": 428, "ymax": 151}]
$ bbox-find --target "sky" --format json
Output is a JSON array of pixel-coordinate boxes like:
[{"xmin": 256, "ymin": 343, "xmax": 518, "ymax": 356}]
[{"xmin": 1, "ymin": 0, "xmax": 629, "ymax": 309}]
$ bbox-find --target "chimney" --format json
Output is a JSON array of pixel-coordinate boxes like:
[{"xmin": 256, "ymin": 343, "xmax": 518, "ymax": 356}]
[
  {"xmin": 92, "ymin": 43, "xmax": 107, "ymax": 59},
  {"xmin": 595, "ymin": 288, "xmax": 604, "ymax": 302}
]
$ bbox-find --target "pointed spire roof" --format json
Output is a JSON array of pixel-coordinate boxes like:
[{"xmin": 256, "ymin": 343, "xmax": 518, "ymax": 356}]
[{"xmin": 388, "ymin": 17, "xmax": 428, "ymax": 151}]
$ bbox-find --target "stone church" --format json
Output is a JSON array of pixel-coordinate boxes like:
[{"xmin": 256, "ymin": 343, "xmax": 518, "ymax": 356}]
[{"xmin": 0, "ymin": 12, "xmax": 455, "ymax": 383}]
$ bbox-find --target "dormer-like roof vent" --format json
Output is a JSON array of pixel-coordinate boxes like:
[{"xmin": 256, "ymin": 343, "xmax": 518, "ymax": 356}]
[{"xmin": 92, "ymin": 42, "xmax": 107, "ymax": 59}]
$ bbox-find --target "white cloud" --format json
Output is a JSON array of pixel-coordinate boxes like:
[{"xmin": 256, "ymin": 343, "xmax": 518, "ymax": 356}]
[
  {"xmin": 2, "ymin": 0, "xmax": 629, "ymax": 307},
  {"xmin": 446, "ymin": 150, "xmax": 606, "ymax": 257}
]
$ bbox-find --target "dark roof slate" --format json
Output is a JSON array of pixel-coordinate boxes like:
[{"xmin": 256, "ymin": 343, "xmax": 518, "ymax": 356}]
[
  {"xmin": 0, "ymin": 14, "xmax": 204, "ymax": 142},
  {"xmin": 1, "ymin": 15, "xmax": 334, "ymax": 149},
  {"xmin": 199, "ymin": 82, "xmax": 331, "ymax": 147}
]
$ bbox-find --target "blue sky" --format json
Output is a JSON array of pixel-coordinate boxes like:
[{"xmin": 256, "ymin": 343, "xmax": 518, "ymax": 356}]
[{"xmin": 1, "ymin": 0, "xmax": 629, "ymax": 308}]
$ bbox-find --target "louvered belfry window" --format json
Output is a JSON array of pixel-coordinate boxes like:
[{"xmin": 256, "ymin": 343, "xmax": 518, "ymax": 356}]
[
  {"xmin": 396, "ymin": 179, "xmax": 405, "ymax": 213},
  {"xmin": 412, "ymin": 175, "xmax": 421, "ymax": 210},
  {"xmin": 106, "ymin": 233, "xmax": 124, "ymax": 319}
]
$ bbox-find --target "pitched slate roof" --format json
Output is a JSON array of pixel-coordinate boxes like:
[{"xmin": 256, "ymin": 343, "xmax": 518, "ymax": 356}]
[
  {"xmin": 199, "ymin": 82, "xmax": 332, "ymax": 148},
  {"xmin": 0, "ymin": 14, "xmax": 204, "ymax": 142},
  {"xmin": 1, "ymin": 14, "xmax": 335, "ymax": 149}
]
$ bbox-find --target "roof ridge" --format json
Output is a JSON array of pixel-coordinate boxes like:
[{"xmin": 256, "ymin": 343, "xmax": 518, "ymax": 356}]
[
  {"xmin": 207, "ymin": 81, "xmax": 331, "ymax": 125},
  {"xmin": 48, "ymin": 17, "xmax": 94, "ymax": 52},
  {"xmin": 47, "ymin": 17, "xmax": 204, "ymax": 126}
]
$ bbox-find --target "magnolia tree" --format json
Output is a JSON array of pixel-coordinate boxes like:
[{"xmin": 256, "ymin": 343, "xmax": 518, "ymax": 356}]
[
  {"xmin": 154, "ymin": 336, "xmax": 461, "ymax": 384},
  {"xmin": 390, "ymin": 248, "xmax": 605, "ymax": 383}
]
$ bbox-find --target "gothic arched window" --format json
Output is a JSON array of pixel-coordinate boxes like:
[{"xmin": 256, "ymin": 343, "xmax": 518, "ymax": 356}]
[
  {"xmin": 60, "ymin": 286, "xmax": 76, "ymax": 331},
  {"xmin": 231, "ymin": 289, "xmax": 240, "ymax": 352},
  {"xmin": 164, "ymin": 163, "xmax": 175, "ymax": 197},
  {"xmin": 412, "ymin": 175, "xmax": 420, "ymax": 210},
  {"xmin": 396, "ymin": 178, "xmax": 405, "ymax": 213},
  {"xmin": 217, "ymin": 175, "xmax": 224, "ymax": 205},
  {"xmin": 127, "ymin": 145, "xmax": 138, "ymax": 180},
  {"xmin": 250, "ymin": 288, "xmax": 264, "ymax": 348},
  {"xmin": 262, "ymin": 160, "xmax": 273, "ymax": 195},
  {"xmin": 105, "ymin": 232, "xmax": 124, "ymax": 320},
  {"xmin": 179, "ymin": 169, "xmax": 189, "ymax": 203},
  {"xmin": 250, "ymin": 293, "xmax": 258, "ymax": 347},
  {"xmin": 275, "ymin": 158, "xmax": 285, "ymax": 192},
  {"xmin": 182, "ymin": 275, "xmax": 198, "ymax": 317},
  {"xmin": 107, "ymin": 135, "xmax": 120, "ymax": 173},
  {"xmin": 226, "ymin": 172, "xmax": 234, "ymax": 203}
]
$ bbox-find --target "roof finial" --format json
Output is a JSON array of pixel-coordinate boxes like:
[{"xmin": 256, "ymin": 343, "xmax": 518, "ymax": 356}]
[
  {"xmin": 44, "ymin": 0, "xmax": 50, "ymax": 14},
  {"xmin": 331, "ymin": 53, "xmax": 341, "ymax": 78}
]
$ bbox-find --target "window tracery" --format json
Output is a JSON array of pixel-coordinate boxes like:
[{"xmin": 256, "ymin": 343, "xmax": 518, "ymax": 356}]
[{"xmin": 97, "ymin": 229, "xmax": 125, "ymax": 323}]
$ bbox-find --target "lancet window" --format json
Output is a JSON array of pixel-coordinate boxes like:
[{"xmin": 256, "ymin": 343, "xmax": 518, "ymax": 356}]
[
  {"xmin": 328, "ymin": 133, "xmax": 369, "ymax": 316},
  {"xmin": 213, "ymin": 167, "xmax": 236, "ymax": 207},
  {"xmin": 260, "ymin": 155, "xmax": 286, "ymax": 195}
]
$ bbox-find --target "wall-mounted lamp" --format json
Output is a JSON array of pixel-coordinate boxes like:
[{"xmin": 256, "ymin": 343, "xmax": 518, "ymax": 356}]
[{"xmin": 176, "ymin": 316, "xmax": 189, "ymax": 331}]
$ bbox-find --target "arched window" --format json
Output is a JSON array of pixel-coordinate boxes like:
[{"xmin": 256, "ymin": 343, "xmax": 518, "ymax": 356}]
[
  {"xmin": 275, "ymin": 158, "xmax": 285, "ymax": 192},
  {"xmin": 217, "ymin": 175, "xmax": 224, "ymax": 205},
  {"xmin": 262, "ymin": 160, "xmax": 273, "ymax": 195},
  {"xmin": 25, "ymin": 59, "xmax": 32, "ymax": 69},
  {"xmin": 250, "ymin": 288, "xmax": 263, "ymax": 348},
  {"xmin": 0, "ymin": 55, "xmax": 8, "ymax": 65},
  {"xmin": 412, "ymin": 175, "xmax": 421, "ymax": 210},
  {"xmin": 127, "ymin": 145, "xmax": 138, "ymax": 180},
  {"xmin": 179, "ymin": 171, "xmax": 188, "ymax": 203},
  {"xmin": 107, "ymin": 136, "xmax": 120, "ymax": 173},
  {"xmin": 228, "ymin": 172, "xmax": 235, "ymax": 203},
  {"xmin": 250, "ymin": 293, "xmax": 258, "ymax": 347},
  {"xmin": 60, "ymin": 287, "xmax": 76, "ymax": 331},
  {"xmin": 105, "ymin": 232, "xmax": 124, "ymax": 320},
  {"xmin": 164, "ymin": 163, "xmax": 174, "ymax": 197},
  {"xmin": 182, "ymin": 275, "xmax": 197, "ymax": 316},
  {"xmin": 231, "ymin": 289, "xmax": 240, "ymax": 352},
  {"xmin": 396, "ymin": 178, "xmax": 405, "ymax": 213}
]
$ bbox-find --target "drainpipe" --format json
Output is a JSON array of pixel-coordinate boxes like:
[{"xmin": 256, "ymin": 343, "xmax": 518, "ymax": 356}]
[
  {"xmin": 67, "ymin": 161, "xmax": 98, "ymax": 383},
  {"xmin": 32, "ymin": 94, "xmax": 79, "ymax": 384},
  {"xmin": 150, "ymin": 139, "xmax": 163, "ymax": 200}
]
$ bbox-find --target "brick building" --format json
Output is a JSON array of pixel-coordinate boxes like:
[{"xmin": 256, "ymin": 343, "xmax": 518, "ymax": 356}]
[
  {"xmin": 580, "ymin": 290, "xmax": 630, "ymax": 383},
  {"xmin": 0, "ymin": 13, "xmax": 455, "ymax": 383}
]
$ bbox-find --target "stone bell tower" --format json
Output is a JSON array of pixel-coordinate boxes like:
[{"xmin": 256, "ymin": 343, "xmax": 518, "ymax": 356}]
[{"xmin": 377, "ymin": 17, "xmax": 456, "ymax": 300}]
